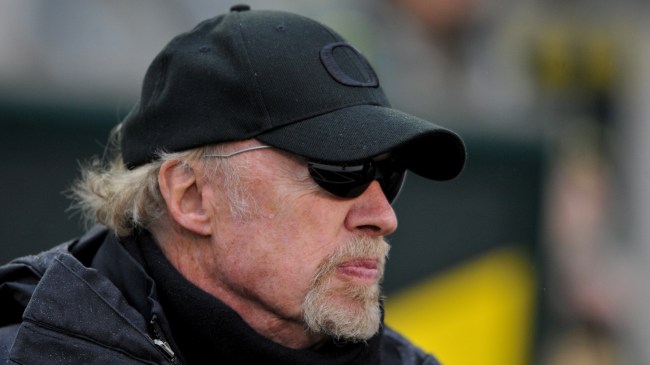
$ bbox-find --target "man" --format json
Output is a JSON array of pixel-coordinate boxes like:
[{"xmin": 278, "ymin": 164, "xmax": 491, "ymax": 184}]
[{"xmin": 0, "ymin": 5, "xmax": 465, "ymax": 364}]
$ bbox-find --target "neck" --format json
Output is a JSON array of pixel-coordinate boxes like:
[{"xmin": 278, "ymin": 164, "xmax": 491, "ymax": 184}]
[{"xmin": 155, "ymin": 231, "xmax": 324, "ymax": 349}]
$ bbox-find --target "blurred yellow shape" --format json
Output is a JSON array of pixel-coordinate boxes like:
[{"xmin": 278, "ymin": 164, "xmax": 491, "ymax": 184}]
[{"xmin": 385, "ymin": 247, "xmax": 536, "ymax": 365}]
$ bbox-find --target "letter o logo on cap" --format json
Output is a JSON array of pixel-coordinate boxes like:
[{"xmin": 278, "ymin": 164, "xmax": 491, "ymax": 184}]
[{"xmin": 320, "ymin": 42, "xmax": 379, "ymax": 88}]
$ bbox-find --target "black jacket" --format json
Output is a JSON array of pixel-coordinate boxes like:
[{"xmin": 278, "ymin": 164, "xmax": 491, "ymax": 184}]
[{"xmin": 0, "ymin": 226, "xmax": 440, "ymax": 364}]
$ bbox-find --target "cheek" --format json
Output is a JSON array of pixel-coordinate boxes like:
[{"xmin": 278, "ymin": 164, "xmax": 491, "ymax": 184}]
[
  {"xmin": 214, "ymin": 213, "xmax": 315, "ymax": 294},
  {"xmin": 250, "ymin": 186, "xmax": 335, "ymax": 249},
  {"xmin": 217, "ymin": 233, "xmax": 320, "ymax": 317},
  {"xmin": 235, "ymin": 208, "xmax": 336, "ymax": 294},
  {"xmin": 211, "ymin": 171, "xmax": 351, "ymax": 308}
]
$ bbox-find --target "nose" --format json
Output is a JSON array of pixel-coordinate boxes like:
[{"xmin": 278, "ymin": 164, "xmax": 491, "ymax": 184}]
[{"xmin": 344, "ymin": 180, "xmax": 398, "ymax": 236}]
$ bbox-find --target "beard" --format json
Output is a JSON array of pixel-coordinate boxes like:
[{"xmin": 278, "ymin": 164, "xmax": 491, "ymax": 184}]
[{"xmin": 302, "ymin": 236, "xmax": 390, "ymax": 343}]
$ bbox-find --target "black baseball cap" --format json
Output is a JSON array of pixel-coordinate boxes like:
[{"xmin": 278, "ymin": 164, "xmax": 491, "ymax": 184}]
[{"xmin": 121, "ymin": 5, "xmax": 466, "ymax": 181}]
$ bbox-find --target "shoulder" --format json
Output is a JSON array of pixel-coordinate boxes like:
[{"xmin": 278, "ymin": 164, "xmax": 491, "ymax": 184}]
[
  {"xmin": 0, "ymin": 225, "xmax": 109, "ymax": 325},
  {"xmin": 0, "ymin": 225, "xmax": 108, "ymax": 277},
  {"xmin": 381, "ymin": 326, "xmax": 442, "ymax": 365},
  {"xmin": 0, "ymin": 324, "xmax": 19, "ymax": 364}
]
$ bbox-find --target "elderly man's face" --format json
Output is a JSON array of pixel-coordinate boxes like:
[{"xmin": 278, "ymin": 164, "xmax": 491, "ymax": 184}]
[{"xmin": 201, "ymin": 142, "xmax": 398, "ymax": 343}]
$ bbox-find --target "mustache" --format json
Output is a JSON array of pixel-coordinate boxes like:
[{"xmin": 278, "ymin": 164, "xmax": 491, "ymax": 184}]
[{"xmin": 311, "ymin": 236, "xmax": 391, "ymax": 287}]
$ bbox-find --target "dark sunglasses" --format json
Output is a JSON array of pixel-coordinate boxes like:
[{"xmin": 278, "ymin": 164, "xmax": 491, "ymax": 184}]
[
  {"xmin": 307, "ymin": 157, "xmax": 406, "ymax": 203},
  {"xmin": 205, "ymin": 145, "xmax": 406, "ymax": 203}
]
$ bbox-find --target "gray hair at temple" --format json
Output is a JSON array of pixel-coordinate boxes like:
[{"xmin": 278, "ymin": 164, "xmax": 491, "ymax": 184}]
[{"xmin": 68, "ymin": 125, "xmax": 249, "ymax": 237}]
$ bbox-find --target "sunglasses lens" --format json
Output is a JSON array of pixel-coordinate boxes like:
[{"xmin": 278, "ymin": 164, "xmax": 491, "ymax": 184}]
[
  {"xmin": 308, "ymin": 162, "xmax": 374, "ymax": 199},
  {"xmin": 307, "ymin": 159, "xmax": 406, "ymax": 202},
  {"xmin": 375, "ymin": 162, "xmax": 406, "ymax": 203}
]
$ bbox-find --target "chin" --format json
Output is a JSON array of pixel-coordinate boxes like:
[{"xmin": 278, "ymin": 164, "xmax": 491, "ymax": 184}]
[{"xmin": 303, "ymin": 280, "xmax": 383, "ymax": 342}]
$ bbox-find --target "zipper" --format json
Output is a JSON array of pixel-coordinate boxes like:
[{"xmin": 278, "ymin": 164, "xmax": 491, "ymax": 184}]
[{"xmin": 149, "ymin": 315, "xmax": 181, "ymax": 364}]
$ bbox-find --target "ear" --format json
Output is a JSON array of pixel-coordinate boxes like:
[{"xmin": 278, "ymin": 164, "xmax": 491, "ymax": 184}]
[{"xmin": 158, "ymin": 160, "xmax": 212, "ymax": 236}]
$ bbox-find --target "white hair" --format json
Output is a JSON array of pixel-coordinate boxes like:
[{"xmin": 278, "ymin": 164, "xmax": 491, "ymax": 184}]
[{"xmin": 69, "ymin": 126, "xmax": 250, "ymax": 237}]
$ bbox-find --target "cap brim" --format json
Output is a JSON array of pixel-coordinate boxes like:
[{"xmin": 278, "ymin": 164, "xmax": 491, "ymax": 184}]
[{"xmin": 256, "ymin": 104, "xmax": 466, "ymax": 181}]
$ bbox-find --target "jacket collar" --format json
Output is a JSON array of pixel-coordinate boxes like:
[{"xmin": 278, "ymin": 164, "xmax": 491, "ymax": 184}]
[
  {"xmin": 13, "ymin": 230, "xmax": 174, "ymax": 363},
  {"xmin": 91, "ymin": 230, "xmax": 163, "ymax": 324}
]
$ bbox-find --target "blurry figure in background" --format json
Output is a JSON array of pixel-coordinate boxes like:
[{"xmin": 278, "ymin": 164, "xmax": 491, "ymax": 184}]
[
  {"xmin": 393, "ymin": 0, "xmax": 480, "ymax": 63},
  {"xmin": 0, "ymin": 6, "xmax": 466, "ymax": 364},
  {"xmin": 393, "ymin": 0, "xmax": 478, "ymax": 58},
  {"xmin": 527, "ymin": 5, "xmax": 632, "ymax": 365},
  {"xmin": 369, "ymin": 0, "xmax": 533, "ymax": 130}
]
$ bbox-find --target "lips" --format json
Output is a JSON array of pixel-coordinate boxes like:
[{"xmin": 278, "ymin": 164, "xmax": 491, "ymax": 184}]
[{"xmin": 337, "ymin": 258, "xmax": 379, "ymax": 281}]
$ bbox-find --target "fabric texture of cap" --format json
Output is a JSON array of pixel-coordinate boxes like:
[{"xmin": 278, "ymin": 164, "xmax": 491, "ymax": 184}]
[{"xmin": 121, "ymin": 5, "xmax": 466, "ymax": 181}]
